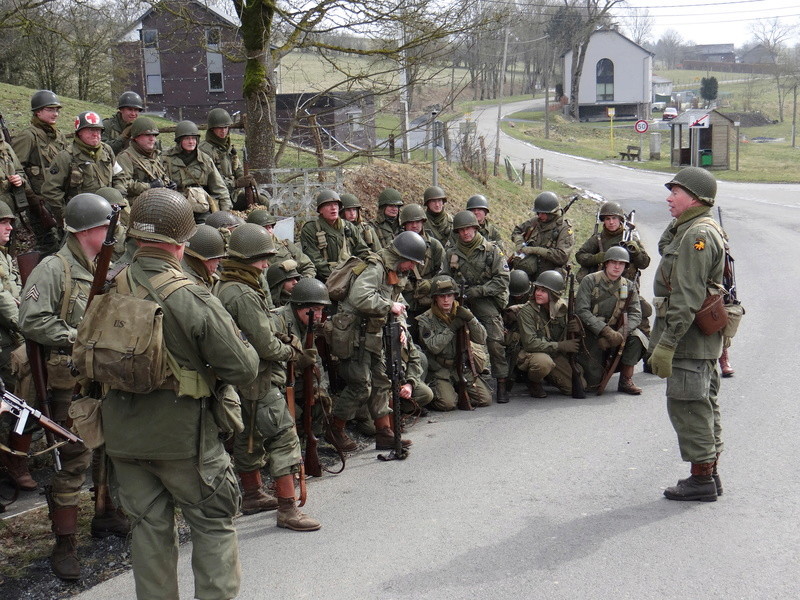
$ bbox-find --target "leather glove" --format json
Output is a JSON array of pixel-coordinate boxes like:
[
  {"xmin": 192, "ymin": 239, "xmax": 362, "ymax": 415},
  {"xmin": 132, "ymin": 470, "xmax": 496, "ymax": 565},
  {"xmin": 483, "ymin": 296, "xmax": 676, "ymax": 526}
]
[
  {"xmin": 465, "ymin": 286, "xmax": 482, "ymax": 300},
  {"xmin": 235, "ymin": 175, "xmax": 257, "ymax": 188},
  {"xmin": 416, "ymin": 279, "xmax": 431, "ymax": 298},
  {"xmin": 648, "ymin": 343, "xmax": 675, "ymax": 379},
  {"xmin": 230, "ymin": 147, "xmax": 237, "ymax": 156},
  {"xmin": 567, "ymin": 318, "xmax": 582, "ymax": 334},
  {"xmin": 599, "ymin": 326, "xmax": 624, "ymax": 348},
  {"xmin": 448, "ymin": 317, "xmax": 465, "ymax": 332},
  {"xmin": 593, "ymin": 252, "xmax": 606, "ymax": 263},
  {"xmin": 297, "ymin": 347, "xmax": 318, "ymax": 370},
  {"xmin": 150, "ymin": 179, "xmax": 164, "ymax": 188},
  {"xmin": 455, "ymin": 306, "xmax": 474, "ymax": 321},
  {"xmin": 166, "ymin": 180, "xmax": 178, "ymax": 191},
  {"xmin": 557, "ymin": 338, "xmax": 580, "ymax": 354},
  {"xmin": 278, "ymin": 333, "xmax": 304, "ymax": 354}
]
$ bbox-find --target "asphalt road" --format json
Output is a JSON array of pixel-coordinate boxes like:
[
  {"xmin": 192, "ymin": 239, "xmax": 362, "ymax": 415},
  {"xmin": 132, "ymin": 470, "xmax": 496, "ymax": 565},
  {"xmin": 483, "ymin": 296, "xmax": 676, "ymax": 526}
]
[{"xmin": 78, "ymin": 101, "xmax": 800, "ymax": 599}]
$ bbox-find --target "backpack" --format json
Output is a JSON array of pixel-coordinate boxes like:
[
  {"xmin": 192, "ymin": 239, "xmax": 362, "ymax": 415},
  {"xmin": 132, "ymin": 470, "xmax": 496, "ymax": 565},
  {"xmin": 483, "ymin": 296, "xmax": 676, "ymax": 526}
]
[{"xmin": 325, "ymin": 254, "xmax": 373, "ymax": 301}]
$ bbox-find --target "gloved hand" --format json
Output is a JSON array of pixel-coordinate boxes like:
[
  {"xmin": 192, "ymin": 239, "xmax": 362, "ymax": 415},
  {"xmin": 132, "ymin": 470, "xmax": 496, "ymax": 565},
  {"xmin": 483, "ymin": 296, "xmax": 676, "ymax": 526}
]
[
  {"xmin": 593, "ymin": 252, "xmax": 606, "ymax": 263},
  {"xmin": 297, "ymin": 347, "xmax": 318, "ymax": 370},
  {"xmin": 448, "ymin": 317, "xmax": 465, "ymax": 332},
  {"xmin": 235, "ymin": 175, "xmax": 257, "ymax": 188},
  {"xmin": 150, "ymin": 179, "xmax": 164, "ymax": 188},
  {"xmin": 278, "ymin": 333, "xmax": 304, "ymax": 354},
  {"xmin": 598, "ymin": 326, "xmax": 624, "ymax": 349},
  {"xmin": 567, "ymin": 318, "xmax": 582, "ymax": 334},
  {"xmin": 648, "ymin": 343, "xmax": 675, "ymax": 378},
  {"xmin": 465, "ymin": 286, "xmax": 482, "ymax": 299},
  {"xmin": 522, "ymin": 246, "xmax": 546, "ymax": 256},
  {"xmin": 121, "ymin": 124, "xmax": 132, "ymax": 139},
  {"xmin": 557, "ymin": 338, "xmax": 580, "ymax": 354},
  {"xmin": 230, "ymin": 147, "xmax": 237, "ymax": 156},
  {"xmin": 416, "ymin": 279, "xmax": 431, "ymax": 298},
  {"xmin": 166, "ymin": 180, "xmax": 178, "ymax": 191},
  {"xmin": 456, "ymin": 306, "xmax": 474, "ymax": 321}
]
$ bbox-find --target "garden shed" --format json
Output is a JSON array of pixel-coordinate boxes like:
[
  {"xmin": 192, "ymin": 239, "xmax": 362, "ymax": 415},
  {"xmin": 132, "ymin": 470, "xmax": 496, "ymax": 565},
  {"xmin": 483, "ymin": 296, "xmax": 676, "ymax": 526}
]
[{"xmin": 669, "ymin": 109, "xmax": 734, "ymax": 170}]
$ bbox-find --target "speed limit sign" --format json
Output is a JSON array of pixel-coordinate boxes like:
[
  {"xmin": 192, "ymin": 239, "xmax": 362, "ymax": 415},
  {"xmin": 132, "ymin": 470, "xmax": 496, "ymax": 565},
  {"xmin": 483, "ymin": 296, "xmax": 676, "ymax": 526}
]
[{"xmin": 634, "ymin": 119, "xmax": 649, "ymax": 133}]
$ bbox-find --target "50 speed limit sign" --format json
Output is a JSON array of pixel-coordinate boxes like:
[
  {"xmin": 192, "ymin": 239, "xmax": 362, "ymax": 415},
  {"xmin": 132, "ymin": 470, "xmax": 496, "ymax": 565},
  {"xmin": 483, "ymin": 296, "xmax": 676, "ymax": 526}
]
[{"xmin": 634, "ymin": 119, "xmax": 649, "ymax": 134}]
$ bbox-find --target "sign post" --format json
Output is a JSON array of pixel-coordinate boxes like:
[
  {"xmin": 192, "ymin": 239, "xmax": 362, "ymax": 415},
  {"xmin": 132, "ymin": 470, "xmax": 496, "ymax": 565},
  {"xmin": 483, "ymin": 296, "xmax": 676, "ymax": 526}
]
[
  {"xmin": 607, "ymin": 107, "xmax": 616, "ymax": 154},
  {"xmin": 634, "ymin": 119, "xmax": 649, "ymax": 161}
]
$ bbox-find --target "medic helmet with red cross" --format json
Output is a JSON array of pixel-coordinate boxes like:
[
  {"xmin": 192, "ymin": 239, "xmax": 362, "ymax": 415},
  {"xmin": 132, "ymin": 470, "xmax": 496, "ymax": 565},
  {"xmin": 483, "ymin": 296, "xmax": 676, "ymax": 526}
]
[{"xmin": 74, "ymin": 111, "xmax": 104, "ymax": 132}]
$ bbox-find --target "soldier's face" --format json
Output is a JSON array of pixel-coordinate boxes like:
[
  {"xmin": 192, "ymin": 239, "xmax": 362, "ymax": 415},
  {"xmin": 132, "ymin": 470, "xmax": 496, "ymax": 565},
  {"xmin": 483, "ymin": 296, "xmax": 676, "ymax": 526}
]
[
  {"xmin": 666, "ymin": 185, "xmax": 700, "ymax": 218},
  {"xmin": 318, "ymin": 202, "xmax": 339, "ymax": 223},
  {"xmin": 470, "ymin": 208, "xmax": 487, "ymax": 224},
  {"xmin": 384, "ymin": 205, "xmax": 400, "ymax": 219},
  {"xmin": 120, "ymin": 106, "xmax": 142, "ymax": 124},
  {"xmin": 36, "ymin": 106, "xmax": 60, "ymax": 125},
  {"xmin": 604, "ymin": 260, "xmax": 627, "ymax": 281},
  {"xmin": 396, "ymin": 260, "xmax": 416, "ymax": 275},
  {"xmin": 211, "ymin": 126, "xmax": 229, "ymax": 139},
  {"xmin": 457, "ymin": 226, "xmax": 477, "ymax": 243},
  {"xmin": 343, "ymin": 208, "xmax": 359, "ymax": 222},
  {"xmin": 602, "ymin": 215, "xmax": 622, "ymax": 232},
  {"xmin": 282, "ymin": 278, "xmax": 300, "ymax": 293},
  {"xmin": 135, "ymin": 133, "xmax": 158, "ymax": 152},
  {"xmin": 537, "ymin": 212, "xmax": 552, "ymax": 223},
  {"xmin": 435, "ymin": 293, "xmax": 455, "ymax": 312},
  {"xmin": 204, "ymin": 258, "xmax": 221, "ymax": 275},
  {"xmin": 180, "ymin": 136, "xmax": 199, "ymax": 152},
  {"xmin": 296, "ymin": 305, "xmax": 324, "ymax": 326},
  {"xmin": 403, "ymin": 220, "xmax": 423, "ymax": 234},
  {"xmin": 77, "ymin": 127, "xmax": 102, "ymax": 147},
  {"xmin": 0, "ymin": 218, "xmax": 13, "ymax": 245},
  {"xmin": 426, "ymin": 198, "xmax": 445, "ymax": 214},
  {"xmin": 78, "ymin": 224, "xmax": 110, "ymax": 260},
  {"xmin": 534, "ymin": 287, "xmax": 551, "ymax": 306}
]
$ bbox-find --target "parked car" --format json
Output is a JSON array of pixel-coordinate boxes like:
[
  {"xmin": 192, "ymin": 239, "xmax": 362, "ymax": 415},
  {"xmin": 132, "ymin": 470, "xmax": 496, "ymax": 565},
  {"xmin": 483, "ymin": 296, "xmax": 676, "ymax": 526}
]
[{"xmin": 662, "ymin": 107, "xmax": 678, "ymax": 121}]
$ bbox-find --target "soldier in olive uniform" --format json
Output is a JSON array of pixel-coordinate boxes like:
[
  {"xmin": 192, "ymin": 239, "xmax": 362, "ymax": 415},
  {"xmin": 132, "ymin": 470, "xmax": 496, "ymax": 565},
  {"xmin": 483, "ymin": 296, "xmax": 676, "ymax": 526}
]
[
  {"xmin": 517, "ymin": 270, "xmax": 583, "ymax": 398},
  {"xmin": 511, "ymin": 191, "xmax": 575, "ymax": 281},
  {"xmin": 466, "ymin": 194, "xmax": 503, "ymax": 246},
  {"xmin": 299, "ymin": 190, "xmax": 369, "ymax": 282},
  {"xmin": 649, "ymin": 167, "xmax": 726, "ymax": 502},
  {"xmin": 247, "ymin": 209, "xmax": 316, "ymax": 279},
  {"xmin": 341, "ymin": 192, "xmax": 381, "ymax": 252},
  {"xmin": 575, "ymin": 247, "xmax": 646, "ymax": 395},
  {"xmin": 267, "ymin": 259, "xmax": 301, "ymax": 307},
  {"xmin": 101, "ymin": 91, "xmax": 143, "ymax": 155},
  {"xmin": 100, "ymin": 188, "xmax": 260, "ymax": 599},
  {"xmin": 214, "ymin": 224, "xmax": 320, "ymax": 530},
  {"xmin": 11, "ymin": 90, "xmax": 68, "ymax": 252},
  {"xmin": 162, "ymin": 120, "xmax": 231, "ymax": 222},
  {"xmin": 369, "ymin": 187, "xmax": 404, "ymax": 249},
  {"xmin": 422, "ymin": 186, "xmax": 453, "ymax": 247},
  {"xmin": 182, "ymin": 224, "xmax": 226, "ymax": 288},
  {"xmin": 19, "ymin": 194, "xmax": 129, "ymax": 580},
  {"xmin": 398, "ymin": 203, "xmax": 444, "ymax": 323},
  {"xmin": 417, "ymin": 275, "xmax": 492, "ymax": 410},
  {"xmin": 41, "ymin": 111, "xmax": 116, "ymax": 229},
  {"xmin": 0, "ymin": 135, "xmax": 26, "ymax": 225},
  {"xmin": 503, "ymin": 269, "xmax": 533, "ymax": 387},
  {"xmin": 325, "ymin": 232, "xmax": 425, "ymax": 452},
  {"xmin": 444, "ymin": 210, "xmax": 510, "ymax": 403},
  {"xmin": 112, "ymin": 116, "xmax": 173, "ymax": 220}
]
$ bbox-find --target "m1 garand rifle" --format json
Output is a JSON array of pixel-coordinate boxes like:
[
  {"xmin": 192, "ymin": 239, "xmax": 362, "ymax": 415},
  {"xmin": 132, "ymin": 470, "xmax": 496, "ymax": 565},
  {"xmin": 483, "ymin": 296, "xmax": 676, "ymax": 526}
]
[
  {"xmin": 596, "ymin": 272, "xmax": 639, "ymax": 396},
  {"xmin": 513, "ymin": 195, "xmax": 580, "ymax": 268},
  {"xmin": 300, "ymin": 312, "xmax": 321, "ymax": 481},
  {"xmin": 378, "ymin": 312, "xmax": 408, "ymax": 461},
  {"xmin": 718, "ymin": 207, "xmax": 739, "ymax": 305},
  {"xmin": 241, "ymin": 146, "xmax": 258, "ymax": 209},
  {"xmin": 285, "ymin": 322, "xmax": 308, "ymax": 506},
  {"xmin": 565, "ymin": 266, "xmax": 586, "ymax": 399},
  {"xmin": 455, "ymin": 282, "xmax": 476, "ymax": 411}
]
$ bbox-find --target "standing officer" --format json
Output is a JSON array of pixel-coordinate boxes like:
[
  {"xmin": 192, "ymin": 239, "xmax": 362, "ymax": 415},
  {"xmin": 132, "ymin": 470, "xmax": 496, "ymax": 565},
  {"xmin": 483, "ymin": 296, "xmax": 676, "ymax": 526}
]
[
  {"xmin": 102, "ymin": 91, "xmax": 143, "ymax": 155},
  {"xmin": 422, "ymin": 186, "xmax": 452, "ymax": 247},
  {"xmin": 511, "ymin": 191, "xmax": 575, "ymax": 281},
  {"xmin": 341, "ymin": 192, "xmax": 381, "ymax": 252},
  {"xmin": 11, "ymin": 90, "xmax": 68, "ymax": 252},
  {"xmin": 214, "ymin": 223, "xmax": 320, "ymax": 530},
  {"xmin": 369, "ymin": 187, "xmax": 404, "ymax": 249},
  {"xmin": 444, "ymin": 210, "xmax": 510, "ymax": 403},
  {"xmin": 299, "ymin": 189, "xmax": 369, "ymax": 282},
  {"xmin": 19, "ymin": 193, "xmax": 129, "ymax": 580},
  {"xmin": 198, "ymin": 108, "xmax": 252, "ymax": 205},
  {"xmin": 649, "ymin": 167, "xmax": 726, "ymax": 502},
  {"xmin": 466, "ymin": 194, "xmax": 503, "ymax": 246},
  {"xmin": 41, "ymin": 111, "xmax": 116, "ymax": 229},
  {"xmin": 100, "ymin": 188, "xmax": 260, "ymax": 599}
]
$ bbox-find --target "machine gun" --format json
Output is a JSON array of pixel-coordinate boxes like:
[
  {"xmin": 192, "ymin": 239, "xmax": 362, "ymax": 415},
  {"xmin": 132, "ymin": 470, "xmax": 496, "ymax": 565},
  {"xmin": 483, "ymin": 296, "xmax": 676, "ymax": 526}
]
[
  {"xmin": 1, "ymin": 388, "xmax": 82, "ymax": 447},
  {"xmin": 565, "ymin": 267, "xmax": 585, "ymax": 399},
  {"xmin": 378, "ymin": 313, "xmax": 408, "ymax": 461},
  {"xmin": 596, "ymin": 273, "xmax": 639, "ymax": 396}
]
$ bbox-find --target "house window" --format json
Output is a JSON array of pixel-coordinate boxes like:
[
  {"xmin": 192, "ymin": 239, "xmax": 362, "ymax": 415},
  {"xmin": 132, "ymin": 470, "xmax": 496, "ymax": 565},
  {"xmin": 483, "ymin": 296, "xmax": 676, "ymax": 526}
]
[
  {"xmin": 206, "ymin": 28, "xmax": 224, "ymax": 92},
  {"xmin": 596, "ymin": 58, "xmax": 614, "ymax": 102},
  {"xmin": 141, "ymin": 29, "xmax": 162, "ymax": 95}
]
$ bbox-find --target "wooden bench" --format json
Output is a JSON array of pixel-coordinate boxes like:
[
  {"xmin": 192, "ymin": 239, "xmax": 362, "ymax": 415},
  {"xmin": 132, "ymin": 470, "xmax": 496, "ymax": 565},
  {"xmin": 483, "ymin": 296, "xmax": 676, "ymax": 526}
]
[{"xmin": 619, "ymin": 145, "xmax": 641, "ymax": 161}]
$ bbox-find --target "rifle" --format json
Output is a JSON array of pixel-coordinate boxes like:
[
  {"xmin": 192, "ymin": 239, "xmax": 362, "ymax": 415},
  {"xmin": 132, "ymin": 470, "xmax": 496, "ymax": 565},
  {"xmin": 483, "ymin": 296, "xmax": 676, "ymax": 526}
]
[
  {"xmin": 562, "ymin": 194, "xmax": 580, "ymax": 214},
  {"xmin": 241, "ymin": 146, "xmax": 258, "ymax": 209},
  {"xmin": 718, "ymin": 208, "xmax": 738, "ymax": 305},
  {"xmin": 284, "ymin": 322, "xmax": 308, "ymax": 506},
  {"xmin": 596, "ymin": 272, "xmax": 639, "ymax": 396},
  {"xmin": 301, "ymin": 311, "xmax": 322, "ymax": 479},
  {"xmin": 565, "ymin": 267, "xmax": 586, "ymax": 399},
  {"xmin": 455, "ymin": 282, "xmax": 476, "ymax": 411},
  {"xmin": 0, "ymin": 113, "xmax": 32, "ymax": 225},
  {"xmin": 378, "ymin": 312, "xmax": 408, "ymax": 461},
  {"xmin": 1, "ymin": 388, "xmax": 81, "ymax": 446},
  {"xmin": 18, "ymin": 251, "xmax": 64, "ymax": 470}
]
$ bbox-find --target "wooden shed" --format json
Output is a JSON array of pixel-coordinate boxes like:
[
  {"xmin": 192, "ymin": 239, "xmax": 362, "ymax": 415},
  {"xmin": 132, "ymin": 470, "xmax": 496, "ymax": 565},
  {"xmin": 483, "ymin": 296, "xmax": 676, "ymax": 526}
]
[{"xmin": 669, "ymin": 109, "xmax": 734, "ymax": 170}]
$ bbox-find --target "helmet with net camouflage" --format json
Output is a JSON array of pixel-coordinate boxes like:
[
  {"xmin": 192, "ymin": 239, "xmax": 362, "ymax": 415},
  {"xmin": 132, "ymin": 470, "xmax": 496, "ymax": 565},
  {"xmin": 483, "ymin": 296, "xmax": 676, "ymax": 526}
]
[
  {"xmin": 31, "ymin": 90, "xmax": 61, "ymax": 112},
  {"xmin": 207, "ymin": 108, "xmax": 233, "ymax": 129},
  {"xmin": 399, "ymin": 203, "xmax": 427, "ymax": 225},
  {"xmin": 466, "ymin": 194, "xmax": 490, "ymax": 212},
  {"xmin": 533, "ymin": 270, "xmax": 565, "ymax": 295},
  {"xmin": 452, "ymin": 210, "xmax": 479, "ymax": 231},
  {"xmin": 185, "ymin": 224, "xmax": 226, "ymax": 260},
  {"xmin": 665, "ymin": 167, "xmax": 717, "ymax": 206},
  {"xmin": 392, "ymin": 231, "xmax": 426, "ymax": 264},
  {"xmin": 533, "ymin": 191, "xmax": 560, "ymax": 214},
  {"xmin": 246, "ymin": 209, "xmax": 277, "ymax": 227},
  {"xmin": 128, "ymin": 188, "xmax": 197, "ymax": 244},
  {"xmin": 94, "ymin": 187, "xmax": 125, "ymax": 207},
  {"xmin": 65, "ymin": 193, "xmax": 112, "ymax": 233},
  {"xmin": 290, "ymin": 277, "xmax": 331, "ymax": 306},
  {"xmin": 509, "ymin": 269, "xmax": 531, "ymax": 296},
  {"xmin": 227, "ymin": 222, "xmax": 276, "ymax": 261}
]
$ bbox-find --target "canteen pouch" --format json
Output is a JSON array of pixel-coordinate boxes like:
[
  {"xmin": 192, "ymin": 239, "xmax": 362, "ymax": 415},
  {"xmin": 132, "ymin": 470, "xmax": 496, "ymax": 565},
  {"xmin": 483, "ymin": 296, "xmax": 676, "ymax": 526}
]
[
  {"xmin": 68, "ymin": 396, "xmax": 104, "ymax": 449},
  {"xmin": 210, "ymin": 384, "xmax": 244, "ymax": 438},
  {"xmin": 722, "ymin": 303, "xmax": 745, "ymax": 339},
  {"xmin": 694, "ymin": 292, "xmax": 728, "ymax": 336},
  {"xmin": 330, "ymin": 312, "xmax": 357, "ymax": 360},
  {"xmin": 10, "ymin": 345, "xmax": 35, "ymax": 404},
  {"xmin": 46, "ymin": 353, "xmax": 76, "ymax": 389}
]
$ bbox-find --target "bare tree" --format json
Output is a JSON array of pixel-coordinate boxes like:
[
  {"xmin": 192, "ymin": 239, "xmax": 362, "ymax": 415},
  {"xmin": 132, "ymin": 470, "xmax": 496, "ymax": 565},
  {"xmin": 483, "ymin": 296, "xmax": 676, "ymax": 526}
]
[
  {"xmin": 624, "ymin": 6, "xmax": 652, "ymax": 46},
  {"xmin": 654, "ymin": 29, "xmax": 684, "ymax": 70},
  {"xmin": 749, "ymin": 17, "xmax": 795, "ymax": 122}
]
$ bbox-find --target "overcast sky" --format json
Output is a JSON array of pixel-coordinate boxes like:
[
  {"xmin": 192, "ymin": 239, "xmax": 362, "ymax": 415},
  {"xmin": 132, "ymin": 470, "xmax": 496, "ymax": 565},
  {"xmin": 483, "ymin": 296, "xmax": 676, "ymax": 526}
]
[{"xmin": 616, "ymin": 0, "xmax": 800, "ymax": 47}]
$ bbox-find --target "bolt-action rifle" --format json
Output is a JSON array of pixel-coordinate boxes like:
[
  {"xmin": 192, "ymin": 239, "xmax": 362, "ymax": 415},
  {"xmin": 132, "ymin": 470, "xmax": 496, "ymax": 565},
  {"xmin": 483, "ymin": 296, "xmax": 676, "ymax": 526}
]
[
  {"xmin": 718, "ymin": 208, "xmax": 738, "ymax": 305},
  {"xmin": 596, "ymin": 272, "xmax": 639, "ymax": 396},
  {"xmin": 565, "ymin": 267, "xmax": 586, "ymax": 399},
  {"xmin": 301, "ymin": 312, "xmax": 322, "ymax": 480},
  {"xmin": 455, "ymin": 282, "xmax": 477, "ymax": 411},
  {"xmin": 378, "ymin": 312, "xmax": 408, "ymax": 461},
  {"xmin": 285, "ymin": 322, "xmax": 308, "ymax": 505}
]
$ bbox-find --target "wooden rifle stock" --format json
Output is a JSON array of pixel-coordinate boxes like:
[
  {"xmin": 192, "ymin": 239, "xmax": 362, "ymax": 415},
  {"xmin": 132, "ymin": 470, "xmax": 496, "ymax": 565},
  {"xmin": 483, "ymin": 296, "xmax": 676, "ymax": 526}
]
[
  {"xmin": 378, "ymin": 313, "xmax": 408, "ymax": 460},
  {"xmin": 1, "ymin": 389, "xmax": 82, "ymax": 444},
  {"xmin": 455, "ymin": 284, "xmax": 475, "ymax": 411},
  {"xmin": 596, "ymin": 273, "xmax": 638, "ymax": 396},
  {"xmin": 565, "ymin": 270, "xmax": 586, "ymax": 399},
  {"xmin": 302, "ymin": 310, "xmax": 322, "ymax": 478},
  {"xmin": 285, "ymin": 323, "xmax": 307, "ymax": 505}
]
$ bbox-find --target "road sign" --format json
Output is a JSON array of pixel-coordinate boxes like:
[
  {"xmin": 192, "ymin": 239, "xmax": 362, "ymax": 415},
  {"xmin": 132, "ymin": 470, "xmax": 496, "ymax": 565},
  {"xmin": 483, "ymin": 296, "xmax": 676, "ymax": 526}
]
[
  {"xmin": 634, "ymin": 119, "xmax": 649, "ymax": 134},
  {"xmin": 690, "ymin": 114, "xmax": 710, "ymax": 128},
  {"xmin": 607, "ymin": 107, "xmax": 616, "ymax": 117}
]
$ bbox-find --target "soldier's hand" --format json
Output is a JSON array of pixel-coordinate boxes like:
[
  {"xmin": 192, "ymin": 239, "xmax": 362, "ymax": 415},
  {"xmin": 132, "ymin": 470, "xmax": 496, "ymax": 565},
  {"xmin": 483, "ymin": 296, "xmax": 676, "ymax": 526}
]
[
  {"xmin": 448, "ymin": 317, "xmax": 465, "ymax": 332},
  {"xmin": 235, "ymin": 175, "xmax": 257, "ymax": 188},
  {"xmin": 465, "ymin": 286, "xmax": 482, "ymax": 300},
  {"xmin": 648, "ymin": 343, "xmax": 675, "ymax": 379},
  {"xmin": 166, "ymin": 180, "xmax": 178, "ymax": 191},
  {"xmin": 399, "ymin": 383, "xmax": 413, "ymax": 399},
  {"xmin": 567, "ymin": 318, "xmax": 582, "ymax": 334},
  {"xmin": 456, "ymin": 306, "xmax": 474, "ymax": 322},
  {"xmin": 557, "ymin": 338, "xmax": 580, "ymax": 354},
  {"xmin": 390, "ymin": 302, "xmax": 406, "ymax": 315},
  {"xmin": 122, "ymin": 124, "xmax": 132, "ymax": 139},
  {"xmin": 416, "ymin": 279, "xmax": 432, "ymax": 298},
  {"xmin": 7, "ymin": 174, "xmax": 23, "ymax": 187},
  {"xmin": 599, "ymin": 326, "xmax": 624, "ymax": 348},
  {"xmin": 297, "ymin": 347, "xmax": 318, "ymax": 370},
  {"xmin": 593, "ymin": 252, "xmax": 606, "ymax": 264},
  {"xmin": 150, "ymin": 179, "xmax": 164, "ymax": 188},
  {"xmin": 520, "ymin": 246, "xmax": 540, "ymax": 256}
]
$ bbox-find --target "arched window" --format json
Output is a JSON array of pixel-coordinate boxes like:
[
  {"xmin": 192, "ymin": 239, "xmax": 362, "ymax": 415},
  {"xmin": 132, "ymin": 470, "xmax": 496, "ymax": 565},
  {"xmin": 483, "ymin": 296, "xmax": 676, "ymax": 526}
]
[{"xmin": 596, "ymin": 58, "xmax": 614, "ymax": 102}]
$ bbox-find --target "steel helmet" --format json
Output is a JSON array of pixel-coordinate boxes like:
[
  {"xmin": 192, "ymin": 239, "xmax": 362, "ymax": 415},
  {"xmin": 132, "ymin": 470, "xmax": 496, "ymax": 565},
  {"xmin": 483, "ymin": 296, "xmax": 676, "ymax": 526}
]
[
  {"xmin": 603, "ymin": 246, "xmax": 630, "ymax": 264},
  {"xmin": 665, "ymin": 167, "xmax": 717, "ymax": 206},
  {"xmin": 423, "ymin": 186, "xmax": 447, "ymax": 203},
  {"xmin": 392, "ymin": 231, "xmax": 426, "ymax": 264},
  {"xmin": 378, "ymin": 188, "xmax": 403, "ymax": 207},
  {"xmin": 399, "ymin": 203, "xmax": 427, "ymax": 225},
  {"xmin": 315, "ymin": 189, "xmax": 341, "ymax": 209},
  {"xmin": 174, "ymin": 120, "xmax": 200, "ymax": 141},
  {"xmin": 533, "ymin": 191, "xmax": 560, "ymax": 214},
  {"xmin": 290, "ymin": 277, "xmax": 331, "ymax": 306},
  {"xmin": 118, "ymin": 91, "xmax": 144, "ymax": 110},
  {"xmin": 340, "ymin": 193, "xmax": 361, "ymax": 210},
  {"xmin": 533, "ymin": 270, "xmax": 565, "ymax": 295},
  {"xmin": 429, "ymin": 275, "xmax": 458, "ymax": 296},
  {"xmin": 246, "ymin": 209, "xmax": 277, "ymax": 227},
  {"xmin": 509, "ymin": 269, "xmax": 531, "ymax": 296},
  {"xmin": 466, "ymin": 194, "xmax": 490, "ymax": 212},
  {"xmin": 227, "ymin": 222, "xmax": 276, "ymax": 261},
  {"xmin": 128, "ymin": 188, "xmax": 197, "ymax": 244},
  {"xmin": 0, "ymin": 201, "xmax": 16, "ymax": 221},
  {"xmin": 31, "ymin": 90, "xmax": 61, "ymax": 112},
  {"xmin": 207, "ymin": 108, "xmax": 233, "ymax": 129},
  {"xmin": 452, "ymin": 210, "xmax": 479, "ymax": 231},
  {"xmin": 205, "ymin": 210, "xmax": 244, "ymax": 230},
  {"xmin": 185, "ymin": 224, "xmax": 226, "ymax": 260},
  {"xmin": 129, "ymin": 116, "xmax": 160, "ymax": 139},
  {"xmin": 599, "ymin": 201, "xmax": 624, "ymax": 218},
  {"xmin": 267, "ymin": 260, "xmax": 301, "ymax": 289},
  {"xmin": 74, "ymin": 111, "xmax": 104, "ymax": 132},
  {"xmin": 64, "ymin": 193, "xmax": 112, "ymax": 233},
  {"xmin": 94, "ymin": 186, "xmax": 125, "ymax": 208}
]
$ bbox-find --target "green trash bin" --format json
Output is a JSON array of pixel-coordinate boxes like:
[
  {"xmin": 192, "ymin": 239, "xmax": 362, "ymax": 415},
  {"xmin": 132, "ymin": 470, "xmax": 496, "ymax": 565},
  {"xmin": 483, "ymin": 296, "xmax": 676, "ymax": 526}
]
[{"xmin": 700, "ymin": 149, "xmax": 712, "ymax": 167}]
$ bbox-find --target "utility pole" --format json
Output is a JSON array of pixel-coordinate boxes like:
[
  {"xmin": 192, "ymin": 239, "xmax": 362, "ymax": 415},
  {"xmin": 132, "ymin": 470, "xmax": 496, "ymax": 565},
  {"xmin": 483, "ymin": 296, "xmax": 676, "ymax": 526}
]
[{"xmin": 493, "ymin": 25, "xmax": 510, "ymax": 177}]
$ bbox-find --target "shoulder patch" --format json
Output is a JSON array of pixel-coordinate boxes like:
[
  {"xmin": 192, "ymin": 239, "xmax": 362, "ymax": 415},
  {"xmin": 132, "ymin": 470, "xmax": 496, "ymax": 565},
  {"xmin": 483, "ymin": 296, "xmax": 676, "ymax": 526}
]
[
  {"xmin": 24, "ymin": 284, "xmax": 40, "ymax": 301},
  {"xmin": 693, "ymin": 238, "xmax": 706, "ymax": 251}
]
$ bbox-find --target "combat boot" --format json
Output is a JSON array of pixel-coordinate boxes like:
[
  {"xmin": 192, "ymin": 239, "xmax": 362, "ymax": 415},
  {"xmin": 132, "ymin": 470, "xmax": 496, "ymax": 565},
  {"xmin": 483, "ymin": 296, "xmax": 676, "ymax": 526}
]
[
  {"xmin": 663, "ymin": 462, "xmax": 717, "ymax": 502},
  {"xmin": 239, "ymin": 469, "xmax": 278, "ymax": 514},
  {"xmin": 0, "ymin": 433, "xmax": 37, "ymax": 490},
  {"xmin": 51, "ymin": 505, "xmax": 80, "ymax": 580},
  {"xmin": 617, "ymin": 365, "xmax": 642, "ymax": 395},
  {"xmin": 528, "ymin": 381, "xmax": 547, "ymax": 398},
  {"xmin": 373, "ymin": 415, "xmax": 411, "ymax": 450},
  {"xmin": 274, "ymin": 474, "xmax": 320, "ymax": 531},
  {"xmin": 496, "ymin": 378, "xmax": 509, "ymax": 404},
  {"xmin": 679, "ymin": 455, "xmax": 723, "ymax": 495},
  {"xmin": 325, "ymin": 416, "xmax": 357, "ymax": 452},
  {"xmin": 719, "ymin": 349, "xmax": 734, "ymax": 377}
]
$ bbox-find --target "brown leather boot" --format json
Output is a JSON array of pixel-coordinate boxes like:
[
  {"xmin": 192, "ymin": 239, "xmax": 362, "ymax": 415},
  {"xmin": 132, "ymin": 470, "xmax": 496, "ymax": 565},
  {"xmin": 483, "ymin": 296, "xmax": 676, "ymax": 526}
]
[
  {"xmin": 528, "ymin": 381, "xmax": 547, "ymax": 398},
  {"xmin": 719, "ymin": 348, "xmax": 734, "ymax": 377},
  {"xmin": 91, "ymin": 490, "xmax": 130, "ymax": 539},
  {"xmin": 274, "ymin": 474, "xmax": 320, "ymax": 531},
  {"xmin": 51, "ymin": 505, "xmax": 81, "ymax": 580},
  {"xmin": 713, "ymin": 454, "xmax": 723, "ymax": 495},
  {"xmin": 373, "ymin": 415, "xmax": 411, "ymax": 450},
  {"xmin": 664, "ymin": 462, "xmax": 717, "ymax": 502},
  {"xmin": 496, "ymin": 378, "xmax": 509, "ymax": 404},
  {"xmin": 325, "ymin": 416, "xmax": 357, "ymax": 452},
  {"xmin": 239, "ymin": 469, "xmax": 278, "ymax": 514},
  {"xmin": 0, "ymin": 433, "xmax": 37, "ymax": 490},
  {"xmin": 617, "ymin": 365, "xmax": 642, "ymax": 395}
]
